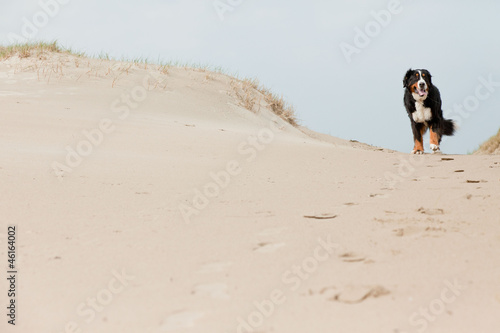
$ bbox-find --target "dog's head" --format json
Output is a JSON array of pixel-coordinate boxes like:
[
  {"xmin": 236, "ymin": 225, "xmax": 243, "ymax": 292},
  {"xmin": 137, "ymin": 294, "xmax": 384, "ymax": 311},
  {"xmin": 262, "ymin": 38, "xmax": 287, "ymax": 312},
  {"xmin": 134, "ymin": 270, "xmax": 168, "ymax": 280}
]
[{"xmin": 403, "ymin": 69, "xmax": 432, "ymax": 101}]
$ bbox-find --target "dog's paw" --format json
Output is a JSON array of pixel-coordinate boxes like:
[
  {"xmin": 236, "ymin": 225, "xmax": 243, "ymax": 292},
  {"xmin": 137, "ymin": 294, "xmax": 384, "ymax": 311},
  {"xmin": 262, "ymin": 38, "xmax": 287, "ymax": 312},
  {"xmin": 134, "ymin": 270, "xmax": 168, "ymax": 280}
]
[
  {"xmin": 412, "ymin": 149, "xmax": 424, "ymax": 155},
  {"xmin": 430, "ymin": 144, "xmax": 441, "ymax": 154}
]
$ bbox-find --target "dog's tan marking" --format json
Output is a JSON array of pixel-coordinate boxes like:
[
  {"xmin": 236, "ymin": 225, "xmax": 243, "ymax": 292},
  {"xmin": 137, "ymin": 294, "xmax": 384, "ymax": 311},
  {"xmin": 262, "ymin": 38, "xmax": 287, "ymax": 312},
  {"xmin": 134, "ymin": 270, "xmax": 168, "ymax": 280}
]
[
  {"xmin": 412, "ymin": 126, "xmax": 426, "ymax": 154},
  {"xmin": 413, "ymin": 139, "xmax": 424, "ymax": 153},
  {"xmin": 430, "ymin": 127, "xmax": 440, "ymax": 146},
  {"xmin": 410, "ymin": 82, "xmax": 418, "ymax": 94}
]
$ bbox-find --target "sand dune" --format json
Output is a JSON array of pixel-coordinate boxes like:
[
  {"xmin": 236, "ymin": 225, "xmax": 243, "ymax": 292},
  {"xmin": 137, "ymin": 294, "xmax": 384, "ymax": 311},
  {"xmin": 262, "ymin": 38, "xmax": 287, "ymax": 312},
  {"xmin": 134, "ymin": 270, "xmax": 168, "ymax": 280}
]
[
  {"xmin": 1, "ymin": 50, "xmax": 499, "ymax": 333},
  {"xmin": 476, "ymin": 129, "xmax": 500, "ymax": 155}
]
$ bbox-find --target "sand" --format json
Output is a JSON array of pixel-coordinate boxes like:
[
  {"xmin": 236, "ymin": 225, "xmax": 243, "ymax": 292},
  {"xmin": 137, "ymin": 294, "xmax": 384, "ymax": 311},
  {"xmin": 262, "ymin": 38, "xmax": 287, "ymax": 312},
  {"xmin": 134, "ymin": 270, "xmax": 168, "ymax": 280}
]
[
  {"xmin": 1, "ymin": 52, "xmax": 499, "ymax": 333},
  {"xmin": 476, "ymin": 129, "xmax": 500, "ymax": 155}
]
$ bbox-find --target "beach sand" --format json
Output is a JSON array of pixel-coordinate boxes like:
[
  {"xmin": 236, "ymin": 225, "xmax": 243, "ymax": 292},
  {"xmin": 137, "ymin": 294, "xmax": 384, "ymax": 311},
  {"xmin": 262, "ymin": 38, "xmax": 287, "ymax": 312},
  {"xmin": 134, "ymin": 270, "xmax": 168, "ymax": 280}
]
[{"xmin": 1, "ymin": 51, "xmax": 499, "ymax": 333}]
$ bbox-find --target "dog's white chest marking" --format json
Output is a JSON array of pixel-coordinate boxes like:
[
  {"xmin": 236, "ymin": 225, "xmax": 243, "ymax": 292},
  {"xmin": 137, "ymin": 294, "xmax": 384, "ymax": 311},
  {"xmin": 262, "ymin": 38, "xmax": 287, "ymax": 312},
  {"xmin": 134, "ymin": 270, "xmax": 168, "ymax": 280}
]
[{"xmin": 413, "ymin": 102, "xmax": 432, "ymax": 123}]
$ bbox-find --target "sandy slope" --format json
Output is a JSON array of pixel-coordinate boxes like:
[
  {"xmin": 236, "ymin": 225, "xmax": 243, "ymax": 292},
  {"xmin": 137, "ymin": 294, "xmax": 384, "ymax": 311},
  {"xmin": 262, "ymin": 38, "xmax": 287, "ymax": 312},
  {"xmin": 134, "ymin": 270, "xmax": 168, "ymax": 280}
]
[
  {"xmin": 476, "ymin": 129, "xmax": 500, "ymax": 155},
  {"xmin": 1, "ymin": 52, "xmax": 499, "ymax": 333}
]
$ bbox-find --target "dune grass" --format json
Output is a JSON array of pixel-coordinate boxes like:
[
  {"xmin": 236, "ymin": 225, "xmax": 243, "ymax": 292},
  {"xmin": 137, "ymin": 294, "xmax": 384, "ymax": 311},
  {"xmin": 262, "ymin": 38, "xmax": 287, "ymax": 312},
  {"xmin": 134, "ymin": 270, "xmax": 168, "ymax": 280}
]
[
  {"xmin": 475, "ymin": 128, "xmax": 500, "ymax": 154},
  {"xmin": 257, "ymin": 84, "xmax": 299, "ymax": 126},
  {"xmin": 0, "ymin": 41, "xmax": 299, "ymax": 126},
  {"xmin": 230, "ymin": 77, "xmax": 298, "ymax": 126},
  {"xmin": 0, "ymin": 41, "xmax": 72, "ymax": 59}
]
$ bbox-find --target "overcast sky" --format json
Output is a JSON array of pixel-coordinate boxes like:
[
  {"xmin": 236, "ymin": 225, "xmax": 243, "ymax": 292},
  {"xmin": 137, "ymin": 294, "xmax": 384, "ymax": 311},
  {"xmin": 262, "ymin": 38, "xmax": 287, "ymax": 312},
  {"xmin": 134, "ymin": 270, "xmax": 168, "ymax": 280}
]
[{"xmin": 2, "ymin": 0, "xmax": 500, "ymax": 154}]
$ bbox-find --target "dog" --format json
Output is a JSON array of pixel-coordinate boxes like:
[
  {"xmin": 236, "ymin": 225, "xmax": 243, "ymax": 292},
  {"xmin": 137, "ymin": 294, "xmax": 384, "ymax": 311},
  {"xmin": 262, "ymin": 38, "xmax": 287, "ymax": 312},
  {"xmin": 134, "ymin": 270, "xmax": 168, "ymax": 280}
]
[{"xmin": 403, "ymin": 69, "xmax": 456, "ymax": 154}]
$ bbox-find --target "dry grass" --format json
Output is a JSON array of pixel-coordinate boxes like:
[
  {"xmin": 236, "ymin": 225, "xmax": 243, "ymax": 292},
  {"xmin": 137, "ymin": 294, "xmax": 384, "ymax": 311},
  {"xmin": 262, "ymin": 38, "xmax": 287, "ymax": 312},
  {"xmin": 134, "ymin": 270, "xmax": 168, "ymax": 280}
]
[
  {"xmin": 0, "ymin": 41, "xmax": 67, "ymax": 60},
  {"xmin": 230, "ymin": 78, "xmax": 259, "ymax": 112},
  {"xmin": 1, "ymin": 41, "xmax": 299, "ymax": 126},
  {"xmin": 475, "ymin": 128, "xmax": 500, "ymax": 154},
  {"xmin": 158, "ymin": 64, "xmax": 170, "ymax": 75},
  {"xmin": 258, "ymin": 85, "xmax": 298, "ymax": 126},
  {"xmin": 230, "ymin": 77, "xmax": 299, "ymax": 126}
]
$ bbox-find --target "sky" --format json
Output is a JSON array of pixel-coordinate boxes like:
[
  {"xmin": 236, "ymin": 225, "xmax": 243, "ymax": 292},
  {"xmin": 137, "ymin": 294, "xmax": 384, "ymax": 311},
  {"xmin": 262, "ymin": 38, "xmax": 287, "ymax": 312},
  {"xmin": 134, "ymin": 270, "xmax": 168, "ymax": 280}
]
[{"xmin": 2, "ymin": 0, "xmax": 500, "ymax": 154}]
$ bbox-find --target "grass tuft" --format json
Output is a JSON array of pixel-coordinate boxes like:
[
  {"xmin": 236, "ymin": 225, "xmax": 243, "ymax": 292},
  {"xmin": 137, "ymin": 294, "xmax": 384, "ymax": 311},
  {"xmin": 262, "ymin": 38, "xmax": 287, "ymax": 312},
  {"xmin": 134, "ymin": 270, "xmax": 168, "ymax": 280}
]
[
  {"xmin": 0, "ymin": 41, "xmax": 66, "ymax": 59},
  {"xmin": 230, "ymin": 77, "xmax": 299, "ymax": 126},
  {"xmin": 475, "ymin": 128, "xmax": 500, "ymax": 154},
  {"xmin": 230, "ymin": 78, "xmax": 259, "ymax": 112},
  {"xmin": 258, "ymin": 86, "xmax": 299, "ymax": 126}
]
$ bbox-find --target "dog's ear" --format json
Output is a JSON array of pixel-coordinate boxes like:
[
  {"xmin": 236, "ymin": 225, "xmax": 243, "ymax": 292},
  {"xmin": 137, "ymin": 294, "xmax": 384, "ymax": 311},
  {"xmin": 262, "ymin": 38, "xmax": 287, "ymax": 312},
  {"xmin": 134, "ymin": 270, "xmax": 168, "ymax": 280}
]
[{"xmin": 403, "ymin": 69, "xmax": 413, "ymax": 88}]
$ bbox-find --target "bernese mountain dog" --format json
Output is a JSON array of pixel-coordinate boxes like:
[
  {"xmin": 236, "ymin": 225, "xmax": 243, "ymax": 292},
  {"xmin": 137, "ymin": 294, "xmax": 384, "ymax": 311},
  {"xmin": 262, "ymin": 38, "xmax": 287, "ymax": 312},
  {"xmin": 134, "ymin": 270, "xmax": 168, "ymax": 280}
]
[{"xmin": 403, "ymin": 69, "xmax": 456, "ymax": 154}]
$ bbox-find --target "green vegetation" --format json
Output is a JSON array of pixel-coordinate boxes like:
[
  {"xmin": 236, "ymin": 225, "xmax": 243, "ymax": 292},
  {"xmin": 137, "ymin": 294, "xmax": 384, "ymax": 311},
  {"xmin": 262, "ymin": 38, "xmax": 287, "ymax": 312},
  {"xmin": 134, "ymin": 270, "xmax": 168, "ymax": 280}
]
[{"xmin": 0, "ymin": 41, "xmax": 66, "ymax": 59}]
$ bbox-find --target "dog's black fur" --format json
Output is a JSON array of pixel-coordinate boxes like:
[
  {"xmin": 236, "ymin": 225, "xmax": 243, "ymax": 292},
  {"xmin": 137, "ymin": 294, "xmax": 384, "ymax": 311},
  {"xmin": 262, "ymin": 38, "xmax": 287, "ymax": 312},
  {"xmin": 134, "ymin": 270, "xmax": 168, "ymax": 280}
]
[{"xmin": 403, "ymin": 69, "xmax": 455, "ymax": 153}]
